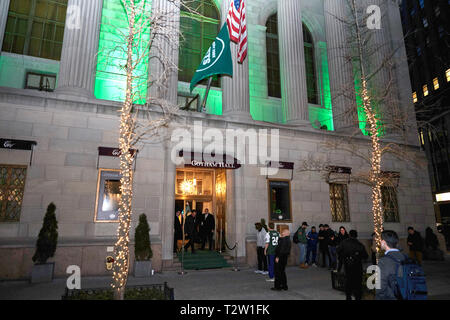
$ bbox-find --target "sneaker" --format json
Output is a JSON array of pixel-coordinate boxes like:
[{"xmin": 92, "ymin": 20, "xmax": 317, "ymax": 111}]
[
  {"xmin": 254, "ymin": 270, "xmax": 262, "ymax": 274},
  {"xmin": 312, "ymin": 263, "xmax": 317, "ymax": 267},
  {"xmin": 262, "ymin": 271, "xmax": 269, "ymax": 275},
  {"xmin": 266, "ymin": 278, "xmax": 275, "ymax": 282}
]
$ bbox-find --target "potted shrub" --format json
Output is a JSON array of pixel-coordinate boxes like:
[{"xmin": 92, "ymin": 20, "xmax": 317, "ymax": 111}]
[
  {"xmin": 31, "ymin": 203, "xmax": 58, "ymax": 283},
  {"xmin": 134, "ymin": 214, "xmax": 153, "ymax": 277}
]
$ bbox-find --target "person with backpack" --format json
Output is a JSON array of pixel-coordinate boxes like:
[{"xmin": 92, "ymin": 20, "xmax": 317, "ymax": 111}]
[
  {"xmin": 376, "ymin": 230, "xmax": 428, "ymax": 300},
  {"xmin": 337, "ymin": 230, "xmax": 368, "ymax": 300},
  {"xmin": 272, "ymin": 229, "xmax": 291, "ymax": 291},
  {"xmin": 407, "ymin": 226, "xmax": 424, "ymax": 265},
  {"xmin": 294, "ymin": 222, "xmax": 309, "ymax": 269},
  {"xmin": 264, "ymin": 222, "xmax": 280, "ymax": 282}
]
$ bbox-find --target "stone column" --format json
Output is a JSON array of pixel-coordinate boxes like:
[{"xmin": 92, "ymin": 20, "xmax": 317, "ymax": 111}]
[
  {"xmin": 161, "ymin": 140, "xmax": 176, "ymax": 266},
  {"xmin": 148, "ymin": 0, "xmax": 179, "ymax": 105},
  {"xmin": 386, "ymin": 0, "xmax": 419, "ymax": 145},
  {"xmin": 220, "ymin": 0, "xmax": 252, "ymax": 122},
  {"xmin": 324, "ymin": 0, "xmax": 358, "ymax": 132},
  {"xmin": 277, "ymin": 0, "xmax": 309, "ymax": 125},
  {"xmin": 0, "ymin": 0, "xmax": 11, "ymax": 55},
  {"xmin": 56, "ymin": 0, "xmax": 103, "ymax": 98}
]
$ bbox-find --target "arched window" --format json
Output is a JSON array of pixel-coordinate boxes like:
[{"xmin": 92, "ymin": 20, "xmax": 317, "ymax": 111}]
[
  {"xmin": 178, "ymin": 0, "xmax": 220, "ymax": 87},
  {"xmin": 266, "ymin": 14, "xmax": 281, "ymax": 98},
  {"xmin": 303, "ymin": 24, "xmax": 318, "ymax": 104},
  {"xmin": 265, "ymin": 15, "xmax": 318, "ymax": 104}
]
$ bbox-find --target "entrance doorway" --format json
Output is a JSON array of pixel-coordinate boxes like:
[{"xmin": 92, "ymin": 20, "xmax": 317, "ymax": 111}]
[{"xmin": 175, "ymin": 168, "xmax": 227, "ymax": 253}]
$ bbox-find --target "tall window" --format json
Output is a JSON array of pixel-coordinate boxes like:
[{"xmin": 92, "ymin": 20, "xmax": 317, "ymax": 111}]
[
  {"xmin": 178, "ymin": 0, "xmax": 220, "ymax": 87},
  {"xmin": 266, "ymin": 14, "xmax": 281, "ymax": 98},
  {"xmin": 267, "ymin": 180, "xmax": 292, "ymax": 222},
  {"xmin": 303, "ymin": 24, "xmax": 318, "ymax": 104},
  {"xmin": 0, "ymin": 165, "xmax": 27, "ymax": 222},
  {"xmin": 329, "ymin": 183, "xmax": 350, "ymax": 222},
  {"xmin": 2, "ymin": 0, "xmax": 68, "ymax": 61},
  {"xmin": 265, "ymin": 16, "xmax": 318, "ymax": 103},
  {"xmin": 381, "ymin": 186, "xmax": 400, "ymax": 223}
]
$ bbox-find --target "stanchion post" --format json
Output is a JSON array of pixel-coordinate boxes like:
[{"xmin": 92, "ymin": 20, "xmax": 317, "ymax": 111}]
[{"xmin": 233, "ymin": 242, "xmax": 240, "ymax": 272}]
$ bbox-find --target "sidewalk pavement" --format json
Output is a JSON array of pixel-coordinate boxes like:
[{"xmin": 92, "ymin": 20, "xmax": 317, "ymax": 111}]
[{"xmin": 1, "ymin": 259, "xmax": 449, "ymax": 300}]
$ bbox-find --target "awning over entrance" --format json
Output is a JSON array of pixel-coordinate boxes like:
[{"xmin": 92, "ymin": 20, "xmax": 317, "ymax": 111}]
[{"xmin": 178, "ymin": 151, "xmax": 241, "ymax": 169}]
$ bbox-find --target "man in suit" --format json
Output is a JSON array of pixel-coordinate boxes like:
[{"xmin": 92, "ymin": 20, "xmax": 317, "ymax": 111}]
[
  {"xmin": 200, "ymin": 208, "xmax": 215, "ymax": 250},
  {"xmin": 173, "ymin": 210, "xmax": 183, "ymax": 253},
  {"xmin": 184, "ymin": 210, "xmax": 200, "ymax": 253}
]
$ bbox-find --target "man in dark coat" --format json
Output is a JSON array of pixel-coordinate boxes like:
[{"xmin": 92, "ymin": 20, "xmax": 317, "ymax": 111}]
[
  {"xmin": 173, "ymin": 210, "xmax": 183, "ymax": 253},
  {"xmin": 407, "ymin": 226, "xmax": 424, "ymax": 265},
  {"xmin": 184, "ymin": 210, "xmax": 200, "ymax": 253},
  {"xmin": 272, "ymin": 229, "xmax": 291, "ymax": 291},
  {"xmin": 376, "ymin": 230, "xmax": 407, "ymax": 300},
  {"xmin": 200, "ymin": 208, "xmax": 215, "ymax": 250},
  {"xmin": 337, "ymin": 230, "xmax": 368, "ymax": 300},
  {"xmin": 318, "ymin": 224, "xmax": 330, "ymax": 268}
]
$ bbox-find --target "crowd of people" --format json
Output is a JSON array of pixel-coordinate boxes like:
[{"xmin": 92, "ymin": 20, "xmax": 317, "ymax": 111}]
[
  {"xmin": 173, "ymin": 207, "xmax": 215, "ymax": 254},
  {"xmin": 254, "ymin": 220, "xmax": 444, "ymax": 300}
]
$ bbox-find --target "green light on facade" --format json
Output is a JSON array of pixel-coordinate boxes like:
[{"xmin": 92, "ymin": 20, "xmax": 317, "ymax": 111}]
[{"xmin": 94, "ymin": 0, "xmax": 151, "ymax": 104}]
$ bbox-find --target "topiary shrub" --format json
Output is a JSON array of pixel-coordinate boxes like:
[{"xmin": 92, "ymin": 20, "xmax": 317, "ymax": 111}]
[
  {"xmin": 135, "ymin": 213, "xmax": 152, "ymax": 261},
  {"xmin": 32, "ymin": 203, "xmax": 58, "ymax": 264}
]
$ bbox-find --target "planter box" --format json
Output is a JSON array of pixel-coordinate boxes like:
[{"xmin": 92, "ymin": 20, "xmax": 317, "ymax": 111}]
[
  {"xmin": 331, "ymin": 270, "xmax": 345, "ymax": 291},
  {"xmin": 134, "ymin": 260, "xmax": 152, "ymax": 278},
  {"xmin": 31, "ymin": 263, "xmax": 54, "ymax": 283}
]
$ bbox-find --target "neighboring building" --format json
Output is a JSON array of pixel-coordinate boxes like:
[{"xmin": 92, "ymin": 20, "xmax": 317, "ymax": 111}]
[
  {"xmin": 0, "ymin": 0, "xmax": 437, "ymax": 280},
  {"xmin": 400, "ymin": 0, "xmax": 450, "ymax": 234}
]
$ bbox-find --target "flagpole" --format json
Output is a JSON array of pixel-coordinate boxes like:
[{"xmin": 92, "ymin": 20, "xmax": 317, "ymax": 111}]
[{"xmin": 199, "ymin": 77, "xmax": 213, "ymax": 113}]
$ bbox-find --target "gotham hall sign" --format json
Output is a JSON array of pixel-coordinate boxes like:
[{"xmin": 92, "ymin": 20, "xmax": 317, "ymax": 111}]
[{"xmin": 180, "ymin": 151, "xmax": 241, "ymax": 169}]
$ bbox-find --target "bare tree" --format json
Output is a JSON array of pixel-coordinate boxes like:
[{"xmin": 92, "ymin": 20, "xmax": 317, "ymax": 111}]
[{"xmin": 303, "ymin": 0, "xmax": 426, "ymax": 259}]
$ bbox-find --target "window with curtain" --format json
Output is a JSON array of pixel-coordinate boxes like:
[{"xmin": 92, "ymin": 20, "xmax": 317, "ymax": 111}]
[
  {"xmin": 178, "ymin": 0, "xmax": 220, "ymax": 87},
  {"xmin": 0, "ymin": 165, "xmax": 27, "ymax": 222},
  {"xmin": 2, "ymin": 0, "xmax": 68, "ymax": 61},
  {"xmin": 381, "ymin": 186, "xmax": 400, "ymax": 223},
  {"xmin": 266, "ymin": 14, "xmax": 281, "ymax": 98},
  {"xmin": 265, "ymin": 15, "xmax": 318, "ymax": 104}
]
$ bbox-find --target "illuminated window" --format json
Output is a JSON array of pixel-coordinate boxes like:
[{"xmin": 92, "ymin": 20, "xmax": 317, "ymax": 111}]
[
  {"xmin": 412, "ymin": 91, "xmax": 418, "ymax": 103},
  {"xmin": 95, "ymin": 169, "xmax": 121, "ymax": 222},
  {"xmin": 0, "ymin": 165, "xmax": 27, "ymax": 222},
  {"xmin": 178, "ymin": 0, "xmax": 220, "ymax": 87},
  {"xmin": 2, "ymin": 0, "xmax": 68, "ymax": 60},
  {"xmin": 268, "ymin": 180, "xmax": 292, "ymax": 222},
  {"xmin": 423, "ymin": 84, "xmax": 429, "ymax": 96},
  {"xmin": 446, "ymin": 69, "xmax": 450, "ymax": 82},
  {"xmin": 433, "ymin": 77, "xmax": 439, "ymax": 90},
  {"xmin": 419, "ymin": 131, "xmax": 425, "ymax": 145},
  {"xmin": 329, "ymin": 183, "xmax": 350, "ymax": 222}
]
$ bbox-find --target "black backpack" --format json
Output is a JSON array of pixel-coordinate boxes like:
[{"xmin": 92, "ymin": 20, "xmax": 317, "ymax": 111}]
[{"xmin": 293, "ymin": 229, "xmax": 299, "ymax": 244}]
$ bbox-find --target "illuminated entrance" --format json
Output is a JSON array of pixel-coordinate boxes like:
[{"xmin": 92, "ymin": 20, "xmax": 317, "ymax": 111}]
[{"xmin": 175, "ymin": 168, "xmax": 227, "ymax": 252}]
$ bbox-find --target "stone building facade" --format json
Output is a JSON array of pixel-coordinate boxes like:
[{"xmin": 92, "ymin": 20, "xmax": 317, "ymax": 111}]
[{"xmin": 0, "ymin": 0, "xmax": 439, "ymax": 280}]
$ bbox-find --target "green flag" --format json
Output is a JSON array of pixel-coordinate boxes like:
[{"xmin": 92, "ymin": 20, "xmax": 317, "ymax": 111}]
[{"xmin": 190, "ymin": 23, "xmax": 233, "ymax": 93}]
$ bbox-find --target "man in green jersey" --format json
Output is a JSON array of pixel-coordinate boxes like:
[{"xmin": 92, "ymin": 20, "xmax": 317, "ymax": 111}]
[{"xmin": 265, "ymin": 222, "xmax": 280, "ymax": 282}]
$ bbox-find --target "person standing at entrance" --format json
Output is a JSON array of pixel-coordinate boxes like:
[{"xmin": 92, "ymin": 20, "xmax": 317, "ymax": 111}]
[
  {"xmin": 264, "ymin": 222, "xmax": 280, "ymax": 282},
  {"xmin": 255, "ymin": 222, "xmax": 268, "ymax": 274},
  {"xmin": 200, "ymin": 208, "xmax": 215, "ymax": 250},
  {"xmin": 174, "ymin": 210, "xmax": 183, "ymax": 253},
  {"xmin": 185, "ymin": 210, "xmax": 200, "ymax": 254},
  {"xmin": 272, "ymin": 229, "xmax": 291, "ymax": 291}
]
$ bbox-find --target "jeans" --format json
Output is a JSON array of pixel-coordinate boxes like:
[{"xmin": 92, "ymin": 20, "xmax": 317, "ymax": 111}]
[
  {"xmin": 328, "ymin": 246, "xmax": 337, "ymax": 268},
  {"xmin": 319, "ymin": 246, "xmax": 330, "ymax": 267},
  {"xmin": 306, "ymin": 245, "xmax": 317, "ymax": 264},
  {"xmin": 267, "ymin": 255, "xmax": 275, "ymax": 279},
  {"xmin": 298, "ymin": 243, "xmax": 307, "ymax": 264}
]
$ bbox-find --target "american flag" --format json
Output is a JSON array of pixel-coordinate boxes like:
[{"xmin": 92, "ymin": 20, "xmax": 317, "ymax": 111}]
[{"xmin": 226, "ymin": 0, "xmax": 247, "ymax": 63}]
